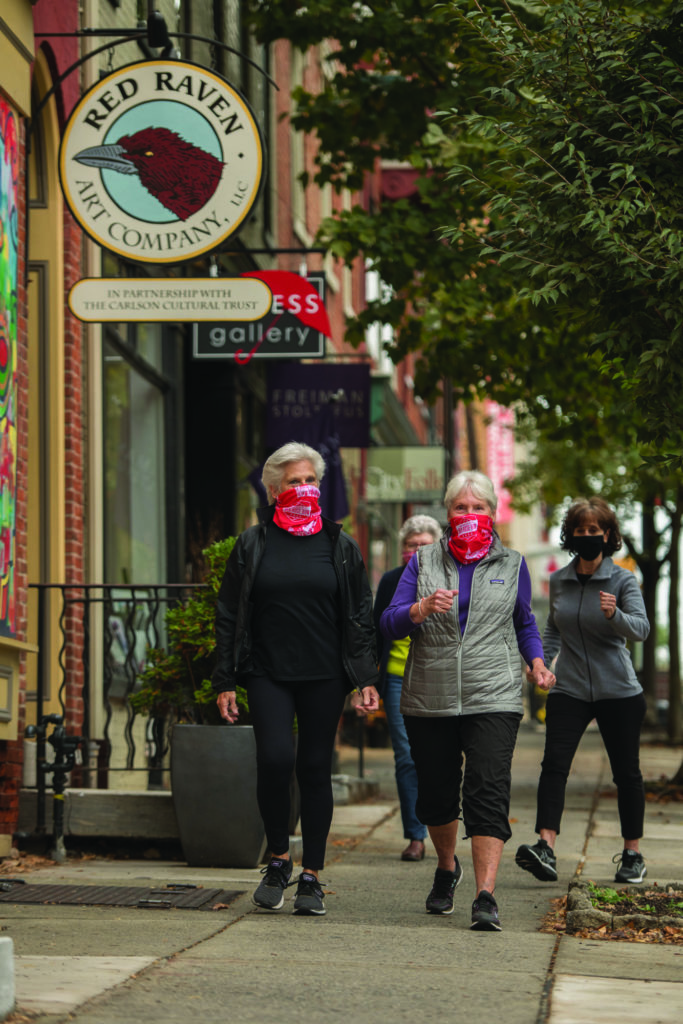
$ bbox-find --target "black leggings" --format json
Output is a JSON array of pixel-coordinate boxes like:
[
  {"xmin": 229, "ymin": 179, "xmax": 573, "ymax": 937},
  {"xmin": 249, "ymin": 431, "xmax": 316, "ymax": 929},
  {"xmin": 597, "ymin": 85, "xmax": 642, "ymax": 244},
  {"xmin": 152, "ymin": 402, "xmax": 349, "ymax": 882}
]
[
  {"xmin": 536, "ymin": 691, "xmax": 647, "ymax": 839},
  {"xmin": 246, "ymin": 674, "xmax": 348, "ymax": 870}
]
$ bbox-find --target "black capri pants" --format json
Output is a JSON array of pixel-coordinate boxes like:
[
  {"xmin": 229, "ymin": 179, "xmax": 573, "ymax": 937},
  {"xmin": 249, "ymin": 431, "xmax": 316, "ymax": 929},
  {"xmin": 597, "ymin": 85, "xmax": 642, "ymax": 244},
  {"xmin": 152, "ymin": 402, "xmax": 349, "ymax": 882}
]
[
  {"xmin": 246, "ymin": 673, "xmax": 348, "ymax": 871},
  {"xmin": 536, "ymin": 691, "xmax": 646, "ymax": 839},
  {"xmin": 404, "ymin": 712, "xmax": 522, "ymax": 842}
]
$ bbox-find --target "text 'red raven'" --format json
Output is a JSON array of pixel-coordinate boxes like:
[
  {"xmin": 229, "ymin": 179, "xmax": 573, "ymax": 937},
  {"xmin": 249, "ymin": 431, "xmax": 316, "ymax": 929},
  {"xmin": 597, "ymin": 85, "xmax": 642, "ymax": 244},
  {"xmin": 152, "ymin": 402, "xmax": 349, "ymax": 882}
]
[{"xmin": 74, "ymin": 127, "xmax": 224, "ymax": 220}]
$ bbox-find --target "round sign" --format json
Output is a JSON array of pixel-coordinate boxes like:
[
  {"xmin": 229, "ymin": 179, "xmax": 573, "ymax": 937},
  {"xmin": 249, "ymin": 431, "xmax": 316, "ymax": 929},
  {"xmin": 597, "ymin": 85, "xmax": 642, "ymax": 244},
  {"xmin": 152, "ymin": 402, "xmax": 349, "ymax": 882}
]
[{"xmin": 59, "ymin": 60, "xmax": 264, "ymax": 264}]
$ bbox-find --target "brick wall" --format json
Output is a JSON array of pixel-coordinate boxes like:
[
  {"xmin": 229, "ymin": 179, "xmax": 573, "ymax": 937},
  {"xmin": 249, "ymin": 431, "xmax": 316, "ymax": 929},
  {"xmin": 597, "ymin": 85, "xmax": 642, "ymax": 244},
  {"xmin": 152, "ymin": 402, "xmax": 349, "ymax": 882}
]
[{"xmin": 63, "ymin": 211, "xmax": 85, "ymax": 735}]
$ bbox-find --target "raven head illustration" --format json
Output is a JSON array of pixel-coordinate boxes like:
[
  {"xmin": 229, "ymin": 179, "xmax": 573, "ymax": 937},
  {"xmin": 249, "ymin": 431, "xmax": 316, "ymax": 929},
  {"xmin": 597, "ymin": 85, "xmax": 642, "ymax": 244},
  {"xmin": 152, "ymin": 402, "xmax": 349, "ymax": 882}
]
[{"xmin": 74, "ymin": 127, "xmax": 224, "ymax": 220}]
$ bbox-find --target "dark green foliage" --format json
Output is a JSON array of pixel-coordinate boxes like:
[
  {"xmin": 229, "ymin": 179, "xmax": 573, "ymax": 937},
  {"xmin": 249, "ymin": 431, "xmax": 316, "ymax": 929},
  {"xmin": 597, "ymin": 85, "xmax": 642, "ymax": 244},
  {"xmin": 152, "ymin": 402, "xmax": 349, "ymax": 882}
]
[
  {"xmin": 130, "ymin": 538, "xmax": 247, "ymax": 724},
  {"xmin": 248, "ymin": 0, "xmax": 683, "ymax": 459}
]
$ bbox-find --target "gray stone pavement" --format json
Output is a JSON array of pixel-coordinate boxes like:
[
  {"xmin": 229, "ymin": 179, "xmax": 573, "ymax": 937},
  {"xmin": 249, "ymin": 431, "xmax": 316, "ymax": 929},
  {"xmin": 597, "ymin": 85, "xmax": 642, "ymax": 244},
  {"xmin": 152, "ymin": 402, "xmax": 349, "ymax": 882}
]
[{"xmin": 1, "ymin": 724, "xmax": 682, "ymax": 1024}]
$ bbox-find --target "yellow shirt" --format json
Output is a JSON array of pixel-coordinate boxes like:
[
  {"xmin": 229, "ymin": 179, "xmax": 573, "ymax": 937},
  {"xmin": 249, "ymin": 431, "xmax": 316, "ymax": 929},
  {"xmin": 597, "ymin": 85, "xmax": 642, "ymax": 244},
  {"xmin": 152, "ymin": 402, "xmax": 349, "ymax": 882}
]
[{"xmin": 386, "ymin": 636, "xmax": 411, "ymax": 678}]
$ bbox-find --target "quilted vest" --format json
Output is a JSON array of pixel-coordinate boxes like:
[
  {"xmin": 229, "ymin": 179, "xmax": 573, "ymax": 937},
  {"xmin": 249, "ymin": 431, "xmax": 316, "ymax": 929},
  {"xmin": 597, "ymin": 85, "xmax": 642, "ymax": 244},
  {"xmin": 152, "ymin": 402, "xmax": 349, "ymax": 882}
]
[{"xmin": 400, "ymin": 535, "xmax": 524, "ymax": 717}]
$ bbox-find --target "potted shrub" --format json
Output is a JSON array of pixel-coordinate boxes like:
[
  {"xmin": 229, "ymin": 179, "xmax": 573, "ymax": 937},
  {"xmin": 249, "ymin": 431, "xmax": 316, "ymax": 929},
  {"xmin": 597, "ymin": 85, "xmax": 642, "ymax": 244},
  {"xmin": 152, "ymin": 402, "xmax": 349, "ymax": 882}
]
[{"xmin": 130, "ymin": 537, "xmax": 267, "ymax": 868}]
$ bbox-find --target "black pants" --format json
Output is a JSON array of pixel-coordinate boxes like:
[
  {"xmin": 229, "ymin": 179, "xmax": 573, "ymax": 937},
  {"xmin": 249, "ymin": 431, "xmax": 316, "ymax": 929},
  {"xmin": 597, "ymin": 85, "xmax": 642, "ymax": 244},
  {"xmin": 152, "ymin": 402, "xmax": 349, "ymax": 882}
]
[
  {"xmin": 404, "ymin": 712, "xmax": 521, "ymax": 841},
  {"xmin": 536, "ymin": 691, "xmax": 647, "ymax": 839},
  {"xmin": 246, "ymin": 674, "xmax": 348, "ymax": 870}
]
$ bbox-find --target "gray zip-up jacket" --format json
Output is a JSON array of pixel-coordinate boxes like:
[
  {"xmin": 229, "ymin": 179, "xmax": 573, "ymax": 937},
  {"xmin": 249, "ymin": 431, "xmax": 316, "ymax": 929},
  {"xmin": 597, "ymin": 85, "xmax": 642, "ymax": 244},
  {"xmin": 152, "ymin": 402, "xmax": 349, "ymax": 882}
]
[
  {"xmin": 399, "ymin": 536, "xmax": 526, "ymax": 717},
  {"xmin": 544, "ymin": 556, "xmax": 649, "ymax": 702}
]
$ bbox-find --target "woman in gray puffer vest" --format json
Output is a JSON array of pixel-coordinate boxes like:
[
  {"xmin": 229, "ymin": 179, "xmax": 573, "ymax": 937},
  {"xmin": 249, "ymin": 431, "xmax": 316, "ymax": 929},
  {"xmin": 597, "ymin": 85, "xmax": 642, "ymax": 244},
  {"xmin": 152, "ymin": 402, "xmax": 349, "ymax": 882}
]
[
  {"xmin": 516, "ymin": 497, "xmax": 650, "ymax": 887},
  {"xmin": 380, "ymin": 470, "xmax": 555, "ymax": 932}
]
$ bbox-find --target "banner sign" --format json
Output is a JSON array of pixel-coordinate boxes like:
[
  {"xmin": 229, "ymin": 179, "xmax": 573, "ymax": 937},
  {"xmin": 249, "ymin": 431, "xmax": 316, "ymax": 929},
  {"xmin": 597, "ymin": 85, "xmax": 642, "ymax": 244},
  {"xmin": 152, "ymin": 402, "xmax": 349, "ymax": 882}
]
[
  {"xmin": 193, "ymin": 272, "xmax": 328, "ymax": 361},
  {"xmin": 366, "ymin": 447, "xmax": 445, "ymax": 502},
  {"xmin": 485, "ymin": 399, "xmax": 515, "ymax": 524},
  {"xmin": 266, "ymin": 364, "xmax": 371, "ymax": 448},
  {"xmin": 59, "ymin": 60, "xmax": 264, "ymax": 264},
  {"xmin": 68, "ymin": 278, "xmax": 271, "ymax": 322}
]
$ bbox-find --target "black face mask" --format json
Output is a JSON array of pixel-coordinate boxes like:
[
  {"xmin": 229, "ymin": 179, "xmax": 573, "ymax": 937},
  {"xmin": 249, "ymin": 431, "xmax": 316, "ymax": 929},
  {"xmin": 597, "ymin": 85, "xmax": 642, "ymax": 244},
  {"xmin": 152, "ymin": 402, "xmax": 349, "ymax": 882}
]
[{"xmin": 572, "ymin": 534, "xmax": 605, "ymax": 561}]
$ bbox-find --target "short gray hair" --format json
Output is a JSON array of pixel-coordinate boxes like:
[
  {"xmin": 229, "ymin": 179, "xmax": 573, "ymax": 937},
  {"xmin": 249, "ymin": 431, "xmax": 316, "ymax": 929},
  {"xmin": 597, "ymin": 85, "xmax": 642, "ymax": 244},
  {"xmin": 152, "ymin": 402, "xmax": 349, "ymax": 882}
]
[
  {"xmin": 444, "ymin": 470, "xmax": 498, "ymax": 515},
  {"xmin": 262, "ymin": 442, "xmax": 327, "ymax": 503},
  {"xmin": 398, "ymin": 514, "xmax": 442, "ymax": 547}
]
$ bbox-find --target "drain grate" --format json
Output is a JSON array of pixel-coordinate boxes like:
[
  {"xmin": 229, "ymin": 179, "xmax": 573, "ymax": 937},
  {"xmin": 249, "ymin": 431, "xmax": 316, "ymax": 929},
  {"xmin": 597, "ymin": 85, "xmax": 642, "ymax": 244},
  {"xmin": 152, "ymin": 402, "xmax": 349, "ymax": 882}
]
[{"xmin": 0, "ymin": 881, "xmax": 245, "ymax": 910}]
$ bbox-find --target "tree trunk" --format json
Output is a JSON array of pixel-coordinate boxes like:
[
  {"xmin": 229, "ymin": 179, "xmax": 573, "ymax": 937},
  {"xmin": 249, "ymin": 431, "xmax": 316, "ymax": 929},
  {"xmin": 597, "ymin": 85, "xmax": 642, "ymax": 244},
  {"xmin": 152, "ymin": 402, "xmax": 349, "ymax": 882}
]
[
  {"xmin": 670, "ymin": 756, "xmax": 683, "ymax": 786},
  {"xmin": 667, "ymin": 490, "xmax": 683, "ymax": 744},
  {"xmin": 638, "ymin": 502, "xmax": 660, "ymax": 722}
]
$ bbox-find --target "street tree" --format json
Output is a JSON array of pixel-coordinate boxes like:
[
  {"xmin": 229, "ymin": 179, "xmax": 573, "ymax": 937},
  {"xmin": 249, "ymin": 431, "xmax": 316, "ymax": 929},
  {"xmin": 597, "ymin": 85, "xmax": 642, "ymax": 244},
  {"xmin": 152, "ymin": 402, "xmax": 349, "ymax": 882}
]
[
  {"xmin": 442, "ymin": 0, "xmax": 683, "ymax": 458},
  {"xmin": 512, "ymin": 392, "xmax": 683, "ymax": 743},
  {"xmin": 247, "ymin": 0, "xmax": 574, "ymax": 412}
]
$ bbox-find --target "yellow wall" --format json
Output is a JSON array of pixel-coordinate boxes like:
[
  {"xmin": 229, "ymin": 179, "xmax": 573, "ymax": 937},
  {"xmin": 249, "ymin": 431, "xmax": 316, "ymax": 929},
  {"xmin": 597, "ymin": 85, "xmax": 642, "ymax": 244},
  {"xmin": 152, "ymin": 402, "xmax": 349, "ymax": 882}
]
[
  {"xmin": 24, "ymin": 51, "xmax": 68, "ymax": 724},
  {"xmin": 0, "ymin": 1, "xmax": 34, "ymax": 114}
]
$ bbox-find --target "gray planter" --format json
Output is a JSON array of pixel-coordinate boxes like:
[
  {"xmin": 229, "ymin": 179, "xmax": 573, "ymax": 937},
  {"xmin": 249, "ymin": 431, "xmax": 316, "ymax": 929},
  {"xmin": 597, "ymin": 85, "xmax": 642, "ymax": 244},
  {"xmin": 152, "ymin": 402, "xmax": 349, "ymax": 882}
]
[{"xmin": 170, "ymin": 724, "xmax": 267, "ymax": 868}]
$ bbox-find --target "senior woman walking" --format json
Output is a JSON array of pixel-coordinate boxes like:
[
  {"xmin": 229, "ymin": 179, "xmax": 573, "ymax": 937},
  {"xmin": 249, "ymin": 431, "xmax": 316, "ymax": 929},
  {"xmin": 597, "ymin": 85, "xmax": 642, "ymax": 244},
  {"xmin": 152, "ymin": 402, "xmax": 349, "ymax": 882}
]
[
  {"xmin": 381, "ymin": 470, "xmax": 555, "ymax": 931},
  {"xmin": 213, "ymin": 441, "xmax": 379, "ymax": 916},
  {"xmin": 516, "ymin": 497, "xmax": 650, "ymax": 885},
  {"xmin": 374, "ymin": 514, "xmax": 442, "ymax": 862}
]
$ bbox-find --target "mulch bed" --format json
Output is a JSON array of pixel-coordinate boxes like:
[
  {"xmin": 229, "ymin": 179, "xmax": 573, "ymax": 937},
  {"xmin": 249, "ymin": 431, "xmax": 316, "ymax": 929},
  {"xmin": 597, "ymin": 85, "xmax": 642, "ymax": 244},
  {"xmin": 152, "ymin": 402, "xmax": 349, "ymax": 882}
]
[
  {"xmin": 590, "ymin": 887, "xmax": 683, "ymax": 919},
  {"xmin": 541, "ymin": 886, "xmax": 683, "ymax": 945},
  {"xmin": 644, "ymin": 779, "xmax": 683, "ymax": 803}
]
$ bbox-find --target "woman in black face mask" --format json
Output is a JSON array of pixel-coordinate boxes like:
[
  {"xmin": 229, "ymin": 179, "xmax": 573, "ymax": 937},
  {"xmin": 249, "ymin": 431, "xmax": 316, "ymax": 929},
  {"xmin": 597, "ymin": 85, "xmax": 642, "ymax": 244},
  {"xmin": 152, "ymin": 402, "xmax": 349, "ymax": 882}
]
[{"xmin": 515, "ymin": 497, "xmax": 650, "ymax": 886}]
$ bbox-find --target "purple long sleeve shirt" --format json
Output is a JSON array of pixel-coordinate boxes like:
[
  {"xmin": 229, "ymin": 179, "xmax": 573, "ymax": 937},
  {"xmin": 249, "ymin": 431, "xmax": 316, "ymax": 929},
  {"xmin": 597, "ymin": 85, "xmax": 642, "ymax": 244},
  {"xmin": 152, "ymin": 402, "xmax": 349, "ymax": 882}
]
[{"xmin": 380, "ymin": 549, "xmax": 544, "ymax": 667}]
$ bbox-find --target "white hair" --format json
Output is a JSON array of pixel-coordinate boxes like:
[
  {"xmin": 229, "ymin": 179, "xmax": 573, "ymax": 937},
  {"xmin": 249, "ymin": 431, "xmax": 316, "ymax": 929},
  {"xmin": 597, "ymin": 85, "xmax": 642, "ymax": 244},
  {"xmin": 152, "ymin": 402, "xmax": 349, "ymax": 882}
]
[
  {"xmin": 262, "ymin": 442, "xmax": 326, "ymax": 503},
  {"xmin": 444, "ymin": 470, "xmax": 498, "ymax": 514},
  {"xmin": 398, "ymin": 514, "xmax": 442, "ymax": 546}
]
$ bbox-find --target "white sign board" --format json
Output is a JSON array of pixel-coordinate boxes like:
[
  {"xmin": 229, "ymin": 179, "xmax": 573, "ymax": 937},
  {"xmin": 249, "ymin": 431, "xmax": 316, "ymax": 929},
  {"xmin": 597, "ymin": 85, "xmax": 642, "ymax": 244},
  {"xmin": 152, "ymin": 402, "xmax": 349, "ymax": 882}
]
[
  {"xmin": 68, "ymin": 277, "xmax": 272, "ymax": 322},
  {"xmin": 59, "ymin": 60, "xmax": 264, "ymax": 264}
]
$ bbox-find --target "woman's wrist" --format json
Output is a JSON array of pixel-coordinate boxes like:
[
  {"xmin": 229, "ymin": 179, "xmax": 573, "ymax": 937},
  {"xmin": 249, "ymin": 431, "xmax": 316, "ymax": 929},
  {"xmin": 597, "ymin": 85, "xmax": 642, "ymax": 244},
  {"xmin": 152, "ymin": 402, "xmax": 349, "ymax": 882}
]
[{"xmin": 410, "ymin": 598, "xmax": 427, "ymax": 624}]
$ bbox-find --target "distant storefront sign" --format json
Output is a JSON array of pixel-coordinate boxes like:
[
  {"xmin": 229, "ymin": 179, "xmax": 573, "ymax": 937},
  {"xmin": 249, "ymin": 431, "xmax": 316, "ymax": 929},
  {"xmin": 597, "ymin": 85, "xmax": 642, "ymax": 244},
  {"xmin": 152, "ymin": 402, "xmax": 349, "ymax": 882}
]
[
  {"xmin": 59, "ymin": 60, "xmax": 264, "ymax": 264},
  {"xmin": 366, "ymin": 447, "xmax": 445, "ymax": 502},
  {"xmin": 68, "ymin": 277, "xmax": 271, "ymax": 322},
  {"xmin": 485, "ymin": 399, "xmax": 515, "ymax": 524},
  {"xmin": 193, "ymin": 273, "xmax": 328, "ymax": 360},
  {"xmin": 266, "ymin": 364, "xmax": 371, "ymax": 448}
]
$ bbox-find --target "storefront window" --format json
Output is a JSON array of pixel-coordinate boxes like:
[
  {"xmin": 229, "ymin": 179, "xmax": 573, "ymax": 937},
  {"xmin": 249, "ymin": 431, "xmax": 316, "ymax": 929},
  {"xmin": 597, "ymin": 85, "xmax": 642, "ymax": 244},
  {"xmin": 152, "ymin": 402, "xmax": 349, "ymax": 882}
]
[{"xmin": 103, "ymin": 338, "xmax": 167, "ymax": 584}]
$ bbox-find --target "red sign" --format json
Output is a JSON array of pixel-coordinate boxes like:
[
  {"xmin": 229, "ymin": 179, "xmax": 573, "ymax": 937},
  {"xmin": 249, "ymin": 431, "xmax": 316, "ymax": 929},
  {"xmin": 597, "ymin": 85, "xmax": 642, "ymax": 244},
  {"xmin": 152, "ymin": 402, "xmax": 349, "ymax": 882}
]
[{"xmin": 214, "ymin": 270, "xmax": 333, "ymax": 364}]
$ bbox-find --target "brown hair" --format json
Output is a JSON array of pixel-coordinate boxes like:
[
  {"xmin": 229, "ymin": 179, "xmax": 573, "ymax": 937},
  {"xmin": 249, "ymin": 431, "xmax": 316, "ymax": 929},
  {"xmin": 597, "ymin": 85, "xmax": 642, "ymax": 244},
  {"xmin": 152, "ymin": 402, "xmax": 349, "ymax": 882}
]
[{"xmin": 560, "ymin": 497, "xmax": 622, "ymax": 556}]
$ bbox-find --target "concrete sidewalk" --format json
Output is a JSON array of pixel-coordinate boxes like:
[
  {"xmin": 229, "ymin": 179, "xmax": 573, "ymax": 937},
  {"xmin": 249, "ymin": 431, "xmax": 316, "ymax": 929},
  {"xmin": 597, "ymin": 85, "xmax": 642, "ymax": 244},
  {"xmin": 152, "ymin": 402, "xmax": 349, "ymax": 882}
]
[{"xmin": 1, "ymin": 725, "xmax": 681, "ymax": 1024}]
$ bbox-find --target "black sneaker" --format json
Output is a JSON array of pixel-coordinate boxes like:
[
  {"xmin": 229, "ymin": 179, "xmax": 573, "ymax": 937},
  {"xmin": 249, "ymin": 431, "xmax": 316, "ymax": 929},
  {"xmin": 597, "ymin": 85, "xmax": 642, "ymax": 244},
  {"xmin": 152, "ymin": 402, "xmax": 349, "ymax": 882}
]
[
  {"xmin": 613, "ymin": 849, "xmax": 647, "ymax": 884},
  {"xmin": 470, "ymin": 889, "xmax": 502, "ymax": 931},
  {"xmin": 252, "ymin": 856, "xmax": 293, "ymax": 910},
  {"xmin": 515, "ymin": 838, "xmax": 558, "ymax": 881},
  {"xmin": 425, "ymin": 857, "xmax": 464, "ymax": 915},
  {"xmin": 293, "ymin": 872, "xmax": 326, "ymax": 916}
]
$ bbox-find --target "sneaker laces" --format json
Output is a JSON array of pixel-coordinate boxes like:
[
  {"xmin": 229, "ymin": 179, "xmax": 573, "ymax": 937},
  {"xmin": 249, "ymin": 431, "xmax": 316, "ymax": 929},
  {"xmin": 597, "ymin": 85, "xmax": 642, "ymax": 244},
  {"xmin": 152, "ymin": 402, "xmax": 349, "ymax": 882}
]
[
  {"xmin": 612, "ymin": 850, "xmax": 639, "ymax": 867},
  {"xmin": 297, "ymin": 874, "xmax": 324, "ymax": 897},
  {"xmin": 473, "ymin": 890, "xmax": 496, "ymax": 913},
  {"xmin": 430, "ymin": 870, "xmax": 455, "ymax": 899},
  {"xmin": 261, "ymin": 860, "xmax": 292, "ymax": 887}
]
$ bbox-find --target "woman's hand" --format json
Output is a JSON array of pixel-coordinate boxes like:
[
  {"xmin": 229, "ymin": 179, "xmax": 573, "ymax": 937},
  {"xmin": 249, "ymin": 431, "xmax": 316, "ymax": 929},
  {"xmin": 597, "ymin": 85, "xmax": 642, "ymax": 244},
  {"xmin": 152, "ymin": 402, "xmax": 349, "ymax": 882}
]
[
  {"xmin": 350, "ymin": 686, "xmax": 380, "ymax": 716},
  {"xmin": 528, "ymin": 659, "xmax": 556, "ymax": 692},
  {"xmin": 216, "ymin": 690, "xmax": 240, "ymax": 723},
  {"xmin": 599, "ymin": 590, "xmax": 617, "ymax": 619},
  {"xmin": 410, "ymin": 588, "xmax": 458, "ymax": 623}
]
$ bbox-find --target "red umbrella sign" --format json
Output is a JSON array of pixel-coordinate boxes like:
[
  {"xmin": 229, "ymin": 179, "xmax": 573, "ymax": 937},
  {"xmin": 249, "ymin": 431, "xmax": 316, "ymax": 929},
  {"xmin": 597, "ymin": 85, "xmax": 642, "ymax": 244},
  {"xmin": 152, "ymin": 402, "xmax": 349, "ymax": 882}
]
[{"xmin": 234, "ymin": 270, "xmax": 332, "ymax": 364}]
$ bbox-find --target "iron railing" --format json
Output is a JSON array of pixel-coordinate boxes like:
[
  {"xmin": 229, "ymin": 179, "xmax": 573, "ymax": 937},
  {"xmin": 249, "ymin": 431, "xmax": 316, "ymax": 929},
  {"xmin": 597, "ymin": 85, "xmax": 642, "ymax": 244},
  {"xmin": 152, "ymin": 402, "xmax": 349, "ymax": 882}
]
[{"xmin": 28, "ymin": 582, "xmax": 205, "ymax": 788}]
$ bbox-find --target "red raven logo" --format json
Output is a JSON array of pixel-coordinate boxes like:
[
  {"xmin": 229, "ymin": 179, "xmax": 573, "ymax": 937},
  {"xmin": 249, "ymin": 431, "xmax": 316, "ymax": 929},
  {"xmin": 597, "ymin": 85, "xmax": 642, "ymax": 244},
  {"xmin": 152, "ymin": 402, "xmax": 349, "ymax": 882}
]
[{"xmin": 74, "ymin": 127, "xmax": 224, "ymax": 221}]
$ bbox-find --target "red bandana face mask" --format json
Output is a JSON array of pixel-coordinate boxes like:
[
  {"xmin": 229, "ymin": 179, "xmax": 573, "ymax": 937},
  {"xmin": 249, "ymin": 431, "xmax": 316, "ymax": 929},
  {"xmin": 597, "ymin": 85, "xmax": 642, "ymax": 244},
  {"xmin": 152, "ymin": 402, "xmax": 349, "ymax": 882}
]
[
  {"xmin": 272, "ymin": 485, "xmax": 323, "ymax": 536},
  {"xmin": 448, "ymin": 514, "xmax": 494, "ymax": 563}
]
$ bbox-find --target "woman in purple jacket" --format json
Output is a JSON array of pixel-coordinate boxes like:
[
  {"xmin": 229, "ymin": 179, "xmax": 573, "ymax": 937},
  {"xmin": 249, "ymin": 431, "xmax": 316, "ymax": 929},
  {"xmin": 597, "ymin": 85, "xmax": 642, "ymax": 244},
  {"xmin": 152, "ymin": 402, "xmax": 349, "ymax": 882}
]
[{"xmin": 381, "ymin": 470, "xmax": 554, "ymax": 931}]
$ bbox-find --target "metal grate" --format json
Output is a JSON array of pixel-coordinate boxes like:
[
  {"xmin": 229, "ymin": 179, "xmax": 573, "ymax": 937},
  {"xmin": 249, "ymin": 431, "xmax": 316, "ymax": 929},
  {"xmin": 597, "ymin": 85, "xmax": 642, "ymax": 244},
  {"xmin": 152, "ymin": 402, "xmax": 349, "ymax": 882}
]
[{"xmin": 0, "ymin": 881, "xmax": 244, "ymax": 910}]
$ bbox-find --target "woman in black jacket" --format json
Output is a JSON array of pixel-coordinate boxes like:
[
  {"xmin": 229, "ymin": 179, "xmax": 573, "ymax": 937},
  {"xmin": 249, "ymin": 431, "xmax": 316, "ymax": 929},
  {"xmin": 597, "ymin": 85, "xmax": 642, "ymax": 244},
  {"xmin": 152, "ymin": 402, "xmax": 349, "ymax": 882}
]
[{"xmin": 213, "ymin": 441, "xmax": 379, "ymax": 916}]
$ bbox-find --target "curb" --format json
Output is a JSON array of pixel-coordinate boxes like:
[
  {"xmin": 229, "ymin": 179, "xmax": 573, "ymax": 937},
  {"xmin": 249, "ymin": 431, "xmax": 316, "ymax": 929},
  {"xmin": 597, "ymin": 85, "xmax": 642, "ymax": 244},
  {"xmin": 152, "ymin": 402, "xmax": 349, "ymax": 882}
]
[
  {"xmin": 0, "ymin": 936, "xmax": 14, "ymax": 1020},
  {"xmin": 331, "ymin": 774, "xmax": 379, "ymax": 805},
  {"xmin": 566, "ymin": 879, "xmax": 683, "ymax": 934}
]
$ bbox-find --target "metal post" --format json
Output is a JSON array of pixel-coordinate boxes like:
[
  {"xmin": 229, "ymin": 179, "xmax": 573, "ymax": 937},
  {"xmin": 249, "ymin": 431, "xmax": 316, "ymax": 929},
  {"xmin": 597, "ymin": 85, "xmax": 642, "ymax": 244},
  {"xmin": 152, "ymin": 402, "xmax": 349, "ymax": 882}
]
[{"xmin": 35, "ymin": 587, "xmax": 47, "ymax": 834}]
